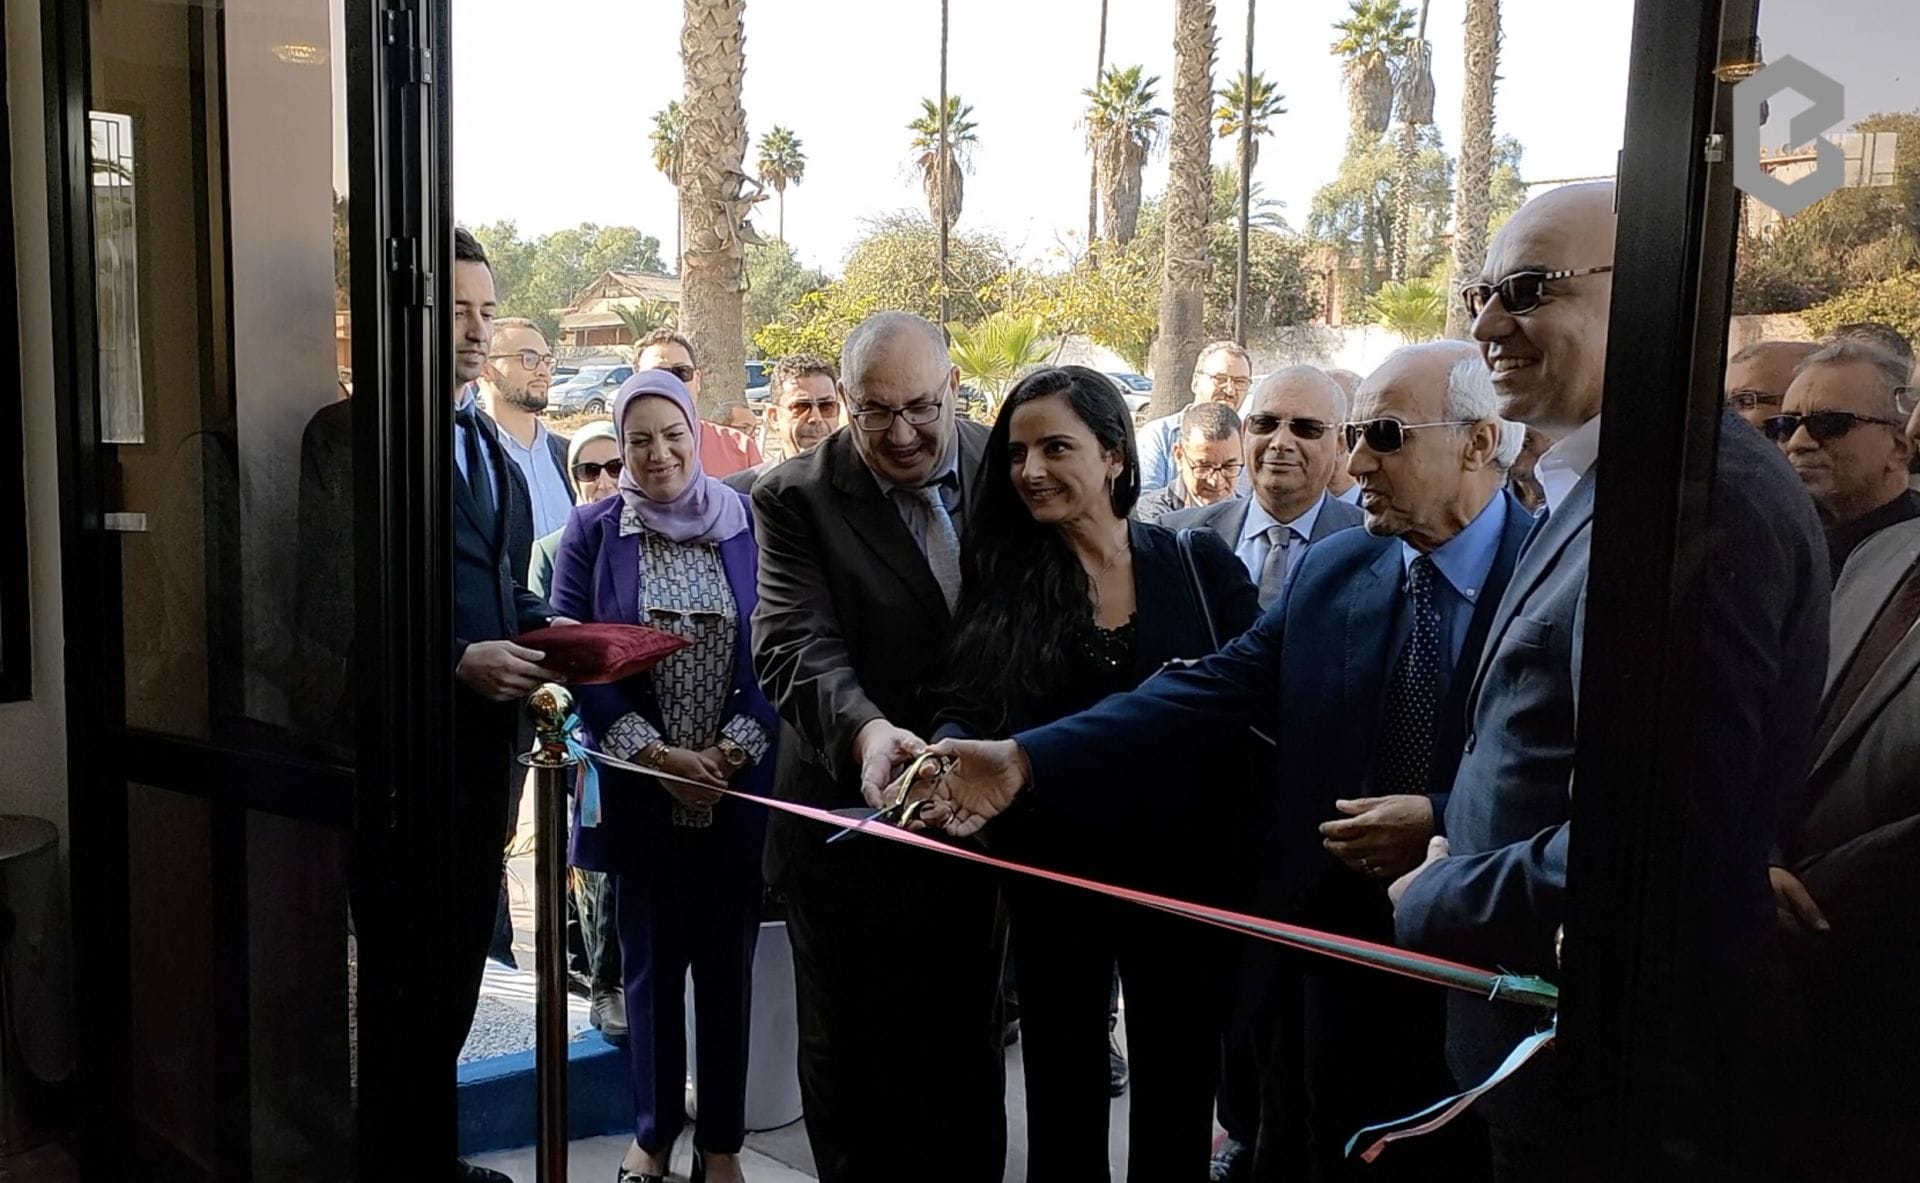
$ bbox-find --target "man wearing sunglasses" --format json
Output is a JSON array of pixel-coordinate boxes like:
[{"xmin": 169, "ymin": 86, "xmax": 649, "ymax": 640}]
[
  {"xmin": 635, "ymin": 326, "xmax": 763, "ymax": 479},
  {"xmin": 478, "ymin": 317, "xmax": 576, "ymax": 540},
  {"xmin": 1724, "ymin": 339, "xmax": 1817, "ymax": 431},
  {"xmin": 1773, "ymin": 341, "xmax": 1919, "ymax": 582},
  {"xmin": 1164, "ymin": 366, "xmax": 1363, "ymax": 610},
  {"xmin": 724, "ymin": 353, "xmax": 843, "ymax": 493},
  {"xmin": 1136, "ymin": 340, "xmax": 1254, "ymax": 492}
]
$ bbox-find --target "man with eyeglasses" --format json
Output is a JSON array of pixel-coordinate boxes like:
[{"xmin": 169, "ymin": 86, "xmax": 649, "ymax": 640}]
[
  {"xmin": 1137, "ymin": 340, "xmax": 1255, "ymax": 492},
  {"xmin": 1163, "ymin": 366, "xmax": 1363, "ymax": 609},
  {"xmin": 1772, "ymin": 340, "xmax": 1920, "ymax": 582},
  {"xmin": 749, "ymin": 311, "xmax": 1006, "ymax": 1181},
  {"xmin": 1134, "ymin": 401, "xmax": 1244, "ymax": 524},
  {"xmin": 724, "ymin": 353, "xmax": 843, "ymax": 493},
  {"xmin": 477, "ymin": 317, "xmax": 575, "ymax": 540},
  {"xmin": 1724, "ymin": 339, "xmax": 1817, "ymax": 430},
  {"xmin": 634, "ymin": 326, "xmax": 763, "ymax": 478}
]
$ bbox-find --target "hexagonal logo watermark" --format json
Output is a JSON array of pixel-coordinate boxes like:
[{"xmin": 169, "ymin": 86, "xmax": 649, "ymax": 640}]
[{"xmin": 1734, "ymin": 56, "xmax": 1846, "ymax": 217}]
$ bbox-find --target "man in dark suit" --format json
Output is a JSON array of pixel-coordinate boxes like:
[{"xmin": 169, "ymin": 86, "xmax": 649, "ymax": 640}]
[
  {"xmin": 1165, "ymin": 366, "xmax": 1364, "ymax": 610},
  {"xmin": 749, "ymin": 311, "xmax": 1005, "ymax": 1182},
  {"xmin": 926, "ymin": 341, "xmax": 1528, "ymax": 1182},
  {"xmin": 1387, "ymin": 183, "xmax": 1829, "ymax": 1179}
]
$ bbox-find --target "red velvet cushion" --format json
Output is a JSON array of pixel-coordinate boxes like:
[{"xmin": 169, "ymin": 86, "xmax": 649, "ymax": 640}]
[{"xmin": 513, "ymin": 623, "xmax": 691, "ymax": 685}]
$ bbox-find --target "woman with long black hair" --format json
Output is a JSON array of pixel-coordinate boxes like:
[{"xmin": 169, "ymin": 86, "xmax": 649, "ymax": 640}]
[{"xmin": 937, "ymin": 365, "xmax": 1262, "ymax": 1180}]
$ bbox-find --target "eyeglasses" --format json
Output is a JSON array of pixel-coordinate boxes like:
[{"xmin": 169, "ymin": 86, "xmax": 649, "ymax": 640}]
[
  {"xmin": 1761, "ymin": 410, "xmax": 1902, "ymax": 444},
  {"xmin": 1460, "ymin": 266, "xmax": 1615, "ymax": 318},
  {"xmin": 1243, "ymin": 414, "xmax": 1331, "ymax": 441},
  {"xmin": 849, "ymin": 393, "xmax": 945, "ymax": 433},
  {"xmin": 781, "ymin": 397, "xmax": 841, "ymax": 420},
  {"xmin": 1726, "ymin": 389, "xmax": 1783, "ymax": 413},
  {"xmin": 1342, "ymin": 418, "xmax": 1474, "ymax": 454},
  {"xmin": 1185, "ymin": 459, "xmax": 1244, "ymax": 481},
  {"xmin": 651, "ymin": 363, "xmax": 698, "ymax": 384},
  {"xmin": 572, "ymin": 459, "xmax": 624, "ymax": 482},
  {"xmin": 1205, "ymin": 373, "xmax": 1253, "ymax": 392},
  {"xmin": 489, "ymin": 349, "xmax": 557, "ymax": 370}
]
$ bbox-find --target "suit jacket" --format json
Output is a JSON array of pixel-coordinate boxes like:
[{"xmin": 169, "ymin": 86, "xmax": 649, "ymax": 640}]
[
  {"xmin": 454, "ymin": 410, "xmax": 550, "ymax": 664},
  {"xmin": 1393, "ymin": 410, "xmax": 1829, "ymax": 1142},
  {"xmin": 940, "ymin": 520, "xmax": 1262, "ymax": 898},
  {"xmin": 750, "ymin": 421, "xmax": 991, "ymax": 891},
  {"xmin": 547, "ymin": 493, "xmax": 776, "ymax": 875},
  {"xmin": 1161, "ymin": 489, "xmax": 1365, "ymax": 559},
  {"xmin": 722, "ymin": 458, "xmax": 772, "ymax": 496}
]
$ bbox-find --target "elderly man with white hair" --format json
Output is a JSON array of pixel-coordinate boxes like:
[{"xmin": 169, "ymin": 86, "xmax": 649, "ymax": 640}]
[{"xmin": 928, "ymin": 340, "xmax": 1536, "ymax": 1179}]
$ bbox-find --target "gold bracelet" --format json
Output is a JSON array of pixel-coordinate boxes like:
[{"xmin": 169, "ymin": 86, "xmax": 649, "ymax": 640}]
[{"xmin": 638, "ymin": 741, "xmax": 670, "ymax": 769}]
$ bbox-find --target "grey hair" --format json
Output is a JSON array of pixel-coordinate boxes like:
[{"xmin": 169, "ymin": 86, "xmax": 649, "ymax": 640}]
[
  {"xmin": 1494, "ymin": 421, "xmax": 1526, "ymax": 470},
  {"xmin": 1197, "ymin": 339, "xmax": 1252, "ymax": 372},
  {"xmin": 1179, "ymin": 400, "xmax": 1240, "ymax": 441},
  {"xmin": 1795, "ymin": 339, "xmax": 1915, "ymax": 419},
  {"xmin": 1442, "ymin": 358, "xmax": 1523, "ymax": 470},
  {"xmin": 840, "ymin": 311, "xmax": 948, "ymax": 392}
]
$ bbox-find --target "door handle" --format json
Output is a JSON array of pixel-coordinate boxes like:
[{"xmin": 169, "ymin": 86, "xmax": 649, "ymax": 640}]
[{"xmin": 103, "ymin": 512, "xmax": 148, "ymax": 532}]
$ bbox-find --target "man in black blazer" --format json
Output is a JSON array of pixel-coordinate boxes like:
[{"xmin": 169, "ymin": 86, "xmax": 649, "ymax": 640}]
[
  {"xmin": 1388, "ymin": 184, "xmax": 1829, "ymax": 1178},
  {"xmin": 750, "ymin": 312, "xmax": 1005, "ymax": 1182},
  {"xmin": 1164, "ymin": 366, "xmax": 1365, "ymax": 610}
]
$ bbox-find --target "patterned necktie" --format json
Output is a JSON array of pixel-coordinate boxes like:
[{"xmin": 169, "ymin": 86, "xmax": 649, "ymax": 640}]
[
  {"xmin": 1257, "ymin": 524, "xmax": 1296, "ymax": 610},
  {"xmin": 1378, "ymin": 554, "xmax": 1443, "ymax": 795},
  {"xmin": 911, "ymin": 483, "xmax": 963, "ymax": 612}
]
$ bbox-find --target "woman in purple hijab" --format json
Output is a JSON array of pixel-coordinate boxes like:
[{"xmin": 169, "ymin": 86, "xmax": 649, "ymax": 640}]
[{"xmin": 549, "ymin": 369, "xmax": 773, "ymax": 1183}]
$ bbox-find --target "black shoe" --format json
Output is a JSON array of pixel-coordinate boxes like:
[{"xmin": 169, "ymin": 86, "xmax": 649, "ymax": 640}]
[
  {"xmin": 454, "ymin": 1162, "xmax": 513, "ymax": 1183},
  {"xmin": 1209, "ymin": 1136, "xmax": 1251, "ymax": 1183},
  {"xmin": 1107, "ymin": 1032, "xmax": 1129, "ymax": 1098}
]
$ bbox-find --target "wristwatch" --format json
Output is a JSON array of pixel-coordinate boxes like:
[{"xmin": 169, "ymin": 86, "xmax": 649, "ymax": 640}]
[
  {"xmin": 715, "ymin": 737, "xmax": 752, "ymax": 770},
  {"xmin": 638, "ymin": 741, "xmax": 670, "ymax": 769}
]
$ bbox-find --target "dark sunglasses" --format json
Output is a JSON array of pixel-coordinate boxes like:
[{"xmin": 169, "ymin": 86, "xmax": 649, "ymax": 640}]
[
  {"xmin": 1761, "ymin": 410, "xmax": 1902, "ymax": 444},
  {"xmin": 1341, "ymin": 418, "xmax": 1474, "ymax": 454},
  {"xmin": 572, "ymin": 458, "xmax": 624, "ymax": 482},
  {"xmin": 1460, "ymin": 266, "xmax": 1614, "ymax": 318},
  {"xmin": 1244, "ymin": 414, "xmax": 1330, "ymax": 441},
  {"xmin": 655, "ymin": 363, "xmax": 697, "ymax": 384}
]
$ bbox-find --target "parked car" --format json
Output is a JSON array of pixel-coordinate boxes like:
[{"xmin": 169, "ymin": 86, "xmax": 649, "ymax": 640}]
[
  {"xmin": 547, "ymin": 364, "xmax": 633, "ymax": 415},
  {"xmin": 1105, "ymin": 371, "xmax": 1153, "ymax": 394},
  {"xmin": 746, "ymin": 360, "xmax": 770, "ymax": 391}
]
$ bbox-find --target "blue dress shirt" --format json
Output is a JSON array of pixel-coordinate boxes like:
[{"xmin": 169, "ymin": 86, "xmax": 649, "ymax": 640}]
[{"xmin": 1399, "ymin": 491, "xmax": 1508, "ymax": 674}]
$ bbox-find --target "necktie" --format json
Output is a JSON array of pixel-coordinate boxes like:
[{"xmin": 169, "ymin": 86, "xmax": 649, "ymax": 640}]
[
  {"xmin": 1812, "ymin": 555, "xmax": 1920, "ymax": 756},
  {"xmin": 1378, "ymin": 554, "xmax": 1443, "ymax": 795},
  {"xmin": 1257, "ymin": 524, "xmax": 1297, "ymax": 610},
  {"xmin": 455, "ymin": 406, "xmax": 493, "ymax": 513},
  {"xmin": 911, "ymin": 483, "xmax": 963, "ymax": 612}
]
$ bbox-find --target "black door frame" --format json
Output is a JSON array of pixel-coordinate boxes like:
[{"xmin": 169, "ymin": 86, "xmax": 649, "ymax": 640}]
[{"xmin": 44, "ymin": 0, "xmax": 458, "ymax": 1175}]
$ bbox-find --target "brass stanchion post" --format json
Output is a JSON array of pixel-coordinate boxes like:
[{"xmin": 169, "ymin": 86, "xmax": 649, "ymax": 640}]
[{"xmin": 521, "ymin": 685, "xmax": 578, "ymax": 1183}]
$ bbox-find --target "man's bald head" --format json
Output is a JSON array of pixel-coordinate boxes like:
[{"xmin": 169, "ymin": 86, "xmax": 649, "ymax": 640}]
[
  {"xmin": 1244, "ymin": 366, "xmax": 1346, "ymax": 521},
  {"xmin": 840, "ymin": 312, "xmax": 949, "ymax": 393},
  {"xmin": 1348, "ymin": 341, "xmax": 1507, "ymax": 551},
  {"xmin": 837, "ymin": 311, "xmax": 960, "ymax": 487},
  {"xmin": 1726, "ymin": 340, "xmax": 1819, "ymax": 429}
]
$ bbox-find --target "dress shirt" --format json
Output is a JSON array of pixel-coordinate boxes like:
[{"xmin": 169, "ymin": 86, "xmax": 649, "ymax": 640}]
[
  {"xmin": 869, "ymin": 430, "xmax": 966, "ymax": 551},
  {"xmin": 452, "ymin": 385, "xmax": 496, "ymax": 510},
  {"xmin": 1233, "ymin": 493, "xmax": 1325, "ymax": 584},
  {"xmin": 1825, "ymin": 489, "xmax": 1920, "ymax": 583},
  {"xmin": 1535, "ymin": 414, "xmax": 1603, "ymax": 515},
  {"xmin": 493, "ymin": 413, "xmax": 574, "ymax": 538},
  {"xmin": 1135, "ymin": 410, "xmax": 1185, "ymax": 491},
  {"xmin": 1334, "ymin": 483, "xmax": 1363, "ymax": 507},
  {"xmin": 1400, "ymin": 491, "xmax": 1507, "ymax": 672}
]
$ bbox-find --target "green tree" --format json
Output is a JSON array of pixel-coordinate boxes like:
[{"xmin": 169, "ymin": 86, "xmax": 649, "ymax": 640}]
[
  {"xmin": 743, "ymin": 239, "xmax": 828, "ymax": 355},
  {"xmin": 466, "ymin": 221, "xmax": 667, "ymax": 342},
  {"xmin": 1214, "ymin": 70, "xmax": 1286, "ymax": 175},
  {"xmin": 1368, "ymin": 276, "xmax": 1447, "ymax": 340},
  {"xmin": 994, "ymin": 243, "xmax": 1161, "ymax": 370},
  {"xmin": 614, "ymin": 300, "xmax": 677, "ymax": 341},
  {"xmin": 650, "ymin": 100, "xmax": 688, "ymax": 270},
  {"xmin": 1134, "ymin": 169, "xmax": 1320, "ymax": 334},
  {"xmin": 1332, "ymin": 0, "xmax": 1413, "ymax": 136},
  {"xmin": 1309, "ymin": 125, "xmax": 1465, "ymax": 304},
  {"xmin": 1085, "ymin": 65, "xmax": 1168, "ymax": 247},
  {"xmin": 908, "ymin": 96, "xmax": 979, "ymax": 229},
  {"xmin": 1799, "ymin": 270, "xmax": 1920, "ymax": 342},
  {"xmin": 756, "ymin": 125, "xmax": 807, "ymax": 244},
  {"xmin": 947, "ymin": 313, "xmax": 1058, "ymax": 407}
]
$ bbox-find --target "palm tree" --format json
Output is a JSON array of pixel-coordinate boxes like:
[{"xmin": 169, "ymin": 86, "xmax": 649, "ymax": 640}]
[
  {"xmin": 756, "ymin": 125, "xmax": 807, "ymax": 245},
  {"xmin": 908, "ymin": 95, "xmax": 978, "ymax": 230},
  {"xmin": 1389, "ymin": 1, "xmax": 1435, "ymax": 281},
  {"xmin": 650, "ymin": 101, "xmax": 688, "ymax": 272},
  {"xmin": 1087, "ymin": 0, "xmax": 1110, "ymax": 249},
  {"xmin": 1213, "ymin": 70, "xmax": 1285, "ymax": 176},
  {"xmin": 1084, "ymin": 65, "xmax": 1168, "ymax": 248},
  {"xmin": 1145, "ymin": 0, "xmax": 1218, "ymax": 417},
  {"xmin": 1331, "ymin": 0, "xmax": 1413, "ymax": 136},
  {"xmin": 1446, "ymin": 0, "xmax": 1502, "ymax": 338},
  {"xmin": 1368, "ymin": 277, "xmax": 1447, "ymax": 341},
  {"xmin": 614, "ymin": 300, "xmax": 677, "ymax": 345},
  {"xmin": 1332, "ymin": 0, "xmax": 1413, "ymax": 292},
  {"xmin": 947, "ymin": 313, "xmax": 1058, "ymax": 409},
  {"xmin": 679, "ymin": 0, "xmax": 757, "ymax": 410}
]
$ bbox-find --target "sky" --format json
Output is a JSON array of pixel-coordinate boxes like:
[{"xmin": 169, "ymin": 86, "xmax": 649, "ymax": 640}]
[{"xmin": 443, "ymin": 0, "xmax": 1913, "ymax": 278}]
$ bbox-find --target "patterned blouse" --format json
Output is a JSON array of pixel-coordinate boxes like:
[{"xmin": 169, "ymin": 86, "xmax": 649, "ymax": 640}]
[{"xmin": 602, "ymin": 503, "xmax": 771, "ymax": 827}]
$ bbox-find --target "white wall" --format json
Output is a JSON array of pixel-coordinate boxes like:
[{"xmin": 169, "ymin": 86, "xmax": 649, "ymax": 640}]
[{"xmin": 0, "ymin": 0, "xmax": 76, "ymax": 1081}]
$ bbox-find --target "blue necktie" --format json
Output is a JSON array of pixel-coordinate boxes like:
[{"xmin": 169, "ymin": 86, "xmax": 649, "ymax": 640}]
[{"xmin": 1378, "ymin": 554, "xmax": 1442, "ymax": 795}]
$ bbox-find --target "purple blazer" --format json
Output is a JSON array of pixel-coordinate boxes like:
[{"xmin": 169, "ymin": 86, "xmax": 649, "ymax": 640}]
[{"xmin": 548, "ymin": 493, "xmax": 775, "ymax": 875}]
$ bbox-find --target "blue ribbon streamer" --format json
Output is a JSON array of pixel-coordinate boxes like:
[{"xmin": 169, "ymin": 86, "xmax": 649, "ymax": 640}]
[
  {"xmin": 565, "ymin": 714, "xmax": 602, "ymax": 827},
  {"xmin": 1345, "ymin": 1017, "xmax": 1558, "ymax": 1162}
]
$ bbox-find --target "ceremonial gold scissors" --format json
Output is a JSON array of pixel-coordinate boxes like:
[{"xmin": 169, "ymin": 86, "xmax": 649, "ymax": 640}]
[{"xmin": 824, "ymin": 751, "xmax": 952, "ymax": 843}]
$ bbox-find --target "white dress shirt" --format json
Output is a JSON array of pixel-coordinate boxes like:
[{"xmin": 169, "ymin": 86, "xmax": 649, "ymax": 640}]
[{"xmin": 1535, "ymin": 414, "xmax": 1603, "ymax": 515}]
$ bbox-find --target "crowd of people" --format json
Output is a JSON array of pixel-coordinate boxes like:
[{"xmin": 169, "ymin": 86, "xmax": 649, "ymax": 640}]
[{"xmin": 296, "ymin": 180, "xmax": 1920, "ymax": 1183}]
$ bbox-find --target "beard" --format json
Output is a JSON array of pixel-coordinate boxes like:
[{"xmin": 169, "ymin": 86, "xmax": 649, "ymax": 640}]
[{"xmin": 502, "ymin": 384, "xmax": 549, "ymax": 413}]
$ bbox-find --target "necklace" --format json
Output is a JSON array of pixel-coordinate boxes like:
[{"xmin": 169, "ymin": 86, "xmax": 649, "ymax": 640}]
[{"xmin": 1087, "ymin": 523, "xmax": 1132, "ymax": 610}]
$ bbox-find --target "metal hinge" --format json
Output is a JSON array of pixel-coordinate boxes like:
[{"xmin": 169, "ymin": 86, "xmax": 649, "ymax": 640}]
[
  {"xmin": 387, "ymin": 236, "xmax": 429, "ymax": 308},
  {"xmin": 383, "ymin": 5, "xmax": 432, "ymax": 87}
]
